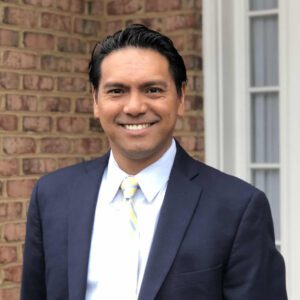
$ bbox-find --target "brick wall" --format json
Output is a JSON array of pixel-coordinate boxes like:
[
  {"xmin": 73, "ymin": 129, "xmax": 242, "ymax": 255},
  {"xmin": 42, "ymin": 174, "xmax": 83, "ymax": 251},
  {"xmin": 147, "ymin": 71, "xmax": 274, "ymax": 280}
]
[{"xmin": 0, "ymin": 0, "xmax": 203, "ymax": 298}]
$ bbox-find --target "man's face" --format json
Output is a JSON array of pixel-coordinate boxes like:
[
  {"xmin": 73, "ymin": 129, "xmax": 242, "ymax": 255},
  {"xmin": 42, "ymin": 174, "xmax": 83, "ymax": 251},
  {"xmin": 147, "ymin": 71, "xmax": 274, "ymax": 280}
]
[{"xmin": 93, "ymin": 47, "xmax": 185, "ymax": 173}]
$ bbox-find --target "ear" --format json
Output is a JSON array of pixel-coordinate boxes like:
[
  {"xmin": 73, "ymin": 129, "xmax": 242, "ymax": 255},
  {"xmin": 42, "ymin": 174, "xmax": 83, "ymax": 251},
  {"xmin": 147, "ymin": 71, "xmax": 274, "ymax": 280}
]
[
  {"xmin": 92, "ymin": 89, "xmax": 99, "ymax": 118},
  {"xmin": 177, "ymin": 82, "xmax": 186, "ymax": 117}
]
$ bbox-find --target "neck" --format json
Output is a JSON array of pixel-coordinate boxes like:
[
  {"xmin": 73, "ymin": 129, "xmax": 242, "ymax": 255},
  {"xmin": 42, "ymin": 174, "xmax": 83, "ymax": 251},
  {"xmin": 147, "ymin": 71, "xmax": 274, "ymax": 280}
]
[{"xmin": 111, "ymin": 143, "xmax": 173, "ymax": 175}]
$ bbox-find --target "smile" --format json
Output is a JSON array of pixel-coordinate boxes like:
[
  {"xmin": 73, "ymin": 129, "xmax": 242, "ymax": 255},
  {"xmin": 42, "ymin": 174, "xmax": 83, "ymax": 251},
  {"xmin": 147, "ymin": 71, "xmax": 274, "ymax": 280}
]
[{"xmin": 122, "ymin": 123, "xmax": 152, "ymax": 130}]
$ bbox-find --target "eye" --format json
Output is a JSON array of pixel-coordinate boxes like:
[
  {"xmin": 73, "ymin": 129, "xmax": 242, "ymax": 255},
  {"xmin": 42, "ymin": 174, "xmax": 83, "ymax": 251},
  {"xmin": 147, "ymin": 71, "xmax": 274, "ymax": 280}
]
[
  {"xmin": 107, "ymin": 88, "xmax": 124, "ymax": 95},
  {"xmin": 145, "ymin": 87, "xmax": 163, "ymax": 94}
]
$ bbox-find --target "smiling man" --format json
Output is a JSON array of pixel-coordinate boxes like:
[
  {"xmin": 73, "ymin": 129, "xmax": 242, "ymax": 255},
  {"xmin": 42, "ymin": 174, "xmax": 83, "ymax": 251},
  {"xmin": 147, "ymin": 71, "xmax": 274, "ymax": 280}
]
[{"xmin": 21, "ymin": 24, "xmax": 287, "ymax": 300}]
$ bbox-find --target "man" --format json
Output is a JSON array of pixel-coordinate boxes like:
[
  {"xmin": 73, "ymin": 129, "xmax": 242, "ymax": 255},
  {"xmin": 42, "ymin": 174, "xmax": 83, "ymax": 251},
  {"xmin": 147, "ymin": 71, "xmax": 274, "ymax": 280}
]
[{"xmin": 21, "ymin": 24, "xmax": 287, "ymax": 299}]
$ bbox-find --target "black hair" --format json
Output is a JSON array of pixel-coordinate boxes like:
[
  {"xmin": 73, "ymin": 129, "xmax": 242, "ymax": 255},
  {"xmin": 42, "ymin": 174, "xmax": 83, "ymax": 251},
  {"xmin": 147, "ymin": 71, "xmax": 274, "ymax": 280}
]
[{"xmin": 88, "ymin": 24, "xmax": 187, "ymax": 96}]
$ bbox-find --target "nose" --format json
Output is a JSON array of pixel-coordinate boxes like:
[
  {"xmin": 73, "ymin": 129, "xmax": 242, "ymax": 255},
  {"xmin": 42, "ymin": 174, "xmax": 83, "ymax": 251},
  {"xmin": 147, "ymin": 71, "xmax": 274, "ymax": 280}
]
[{"xmin": 123, "ymin": 91, "xmax": 147, "ymax": 116}]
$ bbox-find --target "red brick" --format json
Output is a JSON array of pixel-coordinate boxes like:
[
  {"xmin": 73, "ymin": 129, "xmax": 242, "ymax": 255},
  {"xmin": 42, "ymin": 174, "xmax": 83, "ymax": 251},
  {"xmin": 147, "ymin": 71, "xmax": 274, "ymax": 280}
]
[
  {"xmin": 186, "ymin": 33, "xmax": 202, "ymax": 52},
  {"xmin": 23, "ymin": 158, "xmax": 57, "ymax": 174},
  {"xmin": 23, "ymin": 75, "xmax": 54, "ymax": 91},
  {"xmin": 23, "ymin": 0, "xmax": 54, "ymax": 7},
  {"xmin": 166, "ymin": 14, "xmax": 200, "ymax": 31},
  {"xmin": 184, "ymin": 95, "xmax": 203, "ymax": 111},
  {"xmin": 0, "ymin": 115, "xmax": 18, "ymax": 131},
  {"xmin": 0, "ymin": 159, "xmax": 19, "ymax": 176},
  {"xmin": 187, "ymin": 74, "xmax": 202, "ymax": 92},
  {"xmin": 0, "ymin": 202, "xmax": 23, "ymax": 222},
  {"xmin": 186, "ymin": 0, "xmax": 202, "ymax": 9},
  {"xmin": 57, "ymin": 117, "xmax": 87, "ymax": 133},
  {"xmin": 145, "ymin": 0, "xmax": 181, "ymax": 12},
  {"xmin": 125, "ymin": 18, "xmax": 163, "ymax": 32},
  {"xmin": 178, "ymin": 136, "xmax": 196, "ymax": 151},
  {"xmin": 196, "ymin": 136, "xmax": 204, "ymax": 151},
  {"xmin": 73, "ymin": 58, "xmax": 89, "ymax": 73},
  {"xmin": 0, "ymin": 181, "xmax": 3, "ymax": 196},
  {"xmin": 38, "ymin": 97, "xmax": 71, "ymax": 112},
  {"xmin": 6, "ymin": 95, "xmax": 37, "ymax": 112},
  {"xmin": 2, "ymin": 51, "xmax": 37, "ymax": 69},
  {"xmin": 175, "ymin": 117, "xmax": 184, "ymax": 131},
  {"xmin": 73, "ymin": 138, "xmax": 102, "ymax": 154},
  {"xmin": 58, "ymin": 157, "xmax": 83, "ymax": 168},
  {"xmin": 24, "ymin": 32, "xmax": 55, "ymax": 50},
  {"xmin": 76, "ymin": 98, "xmax": 93, "ymax": 113},
  {"xmin": 87, "ymin": 0, "xmax": 104, "ymax": 15},
  {"xmin": 195, "ymin": 74, "xmax": 203, "ymax": 91},
  {"xmin": 183, "ymin": 55, "xmax": 202, "ymax": 70},
  {"xmin": 0, "ymin": 72, "xmax": 19, "ymax": 90},
  {"xmin": 3, "ymin": 137, "xmax": 36, "ymax": 154},
  {"xmin": 176, "ymin": 116, "xmax": 203, "ymax": 132},
  {"xmin": 0, "ymin": 287, "xmax": 20, "ymax": 300},
  {"xmin": 74, "ymin": 18, "xmax": 101, "ymax": 36},
  {"xmin": 88, "ymin": 39, "xmax": 101, "ymax": 52},
  {"xmin": 3, "ymin": 265, "xmax": 22, "ymax": 283},
  {"xmin": 57, "ymin": 77, "xmax": 87, "ymax": 92},
  {"xmin": 57, "ymin": 37, "xmax": 86, "ymax": 54},
  {"xmin": 105, "ymin": 20, "xmax": 124, "ymax": 35},
  {"xmin": 41, "ymin": 12, "xmax": 72, "ymax": 32},
  {"xmin": 3, "ymin": 7, "xmax": 39, "ymax": 28},
  {"xmin": 3, "ymin": 223, "xmax": 26, "ymax": 242},
  {"xmin": 188, "ymin": 115, "xmax": 203, "ymax": 131},
  {"xmin": 89, "ymin": 118, "xmax": 103, "ymax": 132},
  {"xmin": 107, "ymin": 0, "xmax": 142, "ymax": 15},
  {"xmin": 6, "ymin": 179, "xmax": 36, "ymax": 198},
  {"xmin": 0, "ymin": 29, "xmax": 18, "ymax": 47},
  {"xmin": 170, "ymin": 35, "xmax": 185, "ymax": 51},
  {"xmin": 1, "ymin": 0, "xmax": 18, "ymax": 3},
  {"xmin": 41, "ymin": 138, "xmax": 71, "ymax": 153},
  {"xmin": 23, "ymin": 116, "xmax": 52, "ymax": 132},
  {"xmin": 41, "ymin": 55, "xmax": 72, "ymax": 72},
  {"xmin": 57, "ymin": 0, "xmax": 84, "ymax": 13},
  {"xmin": 0, "ymin": 246, "xmax": 18, "ymax": 264}
]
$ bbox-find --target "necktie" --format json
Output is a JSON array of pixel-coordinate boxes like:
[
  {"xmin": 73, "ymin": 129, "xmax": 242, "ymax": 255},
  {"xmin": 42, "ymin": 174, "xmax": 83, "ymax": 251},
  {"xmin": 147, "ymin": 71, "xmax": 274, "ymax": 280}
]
[
  {"xmin": 120, "ymin": 176, "xmax": 140, "ymax": 298},
  {"xmin": 120, "ymin": 176, "xmax": 139, "ymax": 232}
]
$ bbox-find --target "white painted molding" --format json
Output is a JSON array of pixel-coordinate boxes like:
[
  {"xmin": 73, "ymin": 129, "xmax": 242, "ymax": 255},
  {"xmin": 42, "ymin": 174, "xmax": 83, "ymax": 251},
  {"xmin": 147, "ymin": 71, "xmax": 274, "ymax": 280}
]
[
  {"xmin": 203, "ymin": 0, "xmax": 222, "ymax": 170},
  {"xmin": 280, "ymin": 0, "xmax": 300, "ymax": 298}
]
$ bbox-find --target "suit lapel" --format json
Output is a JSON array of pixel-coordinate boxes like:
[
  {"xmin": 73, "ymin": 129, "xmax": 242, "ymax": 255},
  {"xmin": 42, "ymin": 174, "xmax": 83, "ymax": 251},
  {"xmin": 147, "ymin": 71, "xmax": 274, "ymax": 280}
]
[
  {"xmin": 67, "ymin": 154, "xmax": 109, "ymax": 300},
  {"xmin": 138, "ymin": 146, "xmax": 203, "ymax": 300}
]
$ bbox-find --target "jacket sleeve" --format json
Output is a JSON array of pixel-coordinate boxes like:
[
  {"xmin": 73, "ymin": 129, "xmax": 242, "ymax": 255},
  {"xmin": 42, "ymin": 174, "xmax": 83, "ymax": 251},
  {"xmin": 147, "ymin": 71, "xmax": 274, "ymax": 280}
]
[
  {"xmin": 223, "ymin": 191, "xmax": 287, "ymax": 299},
  {"xmin": 21, "ymin": 182, "xmax": 47, "ymax": 300}
]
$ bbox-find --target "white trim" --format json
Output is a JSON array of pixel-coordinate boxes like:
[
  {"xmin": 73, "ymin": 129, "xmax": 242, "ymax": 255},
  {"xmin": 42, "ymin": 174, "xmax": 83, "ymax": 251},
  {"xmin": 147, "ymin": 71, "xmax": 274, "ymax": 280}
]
[
  {"xmin": 249, "ymin": 86, "xmax": 279, "ymax": 93},
  {"xmin": 249, "ymin": 163, "xmax": 280, "ymax": 169},
  {"xmin": 279, "ymin": 0, "xmax": 300, "ymax": 298},
  {"xmin": 233, "ymin": 0, "xmax": 248, "ymax": 180},
  {"xmin": 203, "ymin": 0, "xmax": 249, "ymax": 178},
  {"xmin": 248, "ymin": 9, "xmax": 279, "ymax": 17},
  {"xmin": 203, "ymin": 0, "xmax": 222, "ymax": 170}
]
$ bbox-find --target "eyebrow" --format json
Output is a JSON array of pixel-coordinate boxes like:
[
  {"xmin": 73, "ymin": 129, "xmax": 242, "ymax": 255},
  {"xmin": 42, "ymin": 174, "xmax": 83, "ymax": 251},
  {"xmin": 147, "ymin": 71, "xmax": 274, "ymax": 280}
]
[{"xmin": 102, "ymin": 80, "xmax": 168, "ymax": 90}]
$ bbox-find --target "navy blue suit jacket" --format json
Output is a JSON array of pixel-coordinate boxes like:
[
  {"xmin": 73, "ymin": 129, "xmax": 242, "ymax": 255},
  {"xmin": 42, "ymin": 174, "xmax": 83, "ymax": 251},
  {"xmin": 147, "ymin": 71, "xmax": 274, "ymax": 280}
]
[{"xmin": 21, "ymin": 144, "xmax": 287, "ymax": 299}]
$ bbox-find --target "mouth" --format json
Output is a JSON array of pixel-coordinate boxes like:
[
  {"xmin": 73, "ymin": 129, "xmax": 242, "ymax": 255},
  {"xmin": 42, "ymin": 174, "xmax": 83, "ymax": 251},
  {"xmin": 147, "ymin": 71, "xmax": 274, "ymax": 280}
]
[{"xmin": 121, "ymin": 123, "xmax": 153, "ymax": 130}]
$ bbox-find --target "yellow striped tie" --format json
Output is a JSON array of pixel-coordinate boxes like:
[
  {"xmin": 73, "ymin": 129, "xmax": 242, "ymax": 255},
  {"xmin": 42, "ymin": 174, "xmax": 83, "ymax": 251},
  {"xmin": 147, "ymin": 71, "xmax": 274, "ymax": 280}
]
[{"xmin": 120, "ymin": 176, "xmax": 139, "ymax": 232}]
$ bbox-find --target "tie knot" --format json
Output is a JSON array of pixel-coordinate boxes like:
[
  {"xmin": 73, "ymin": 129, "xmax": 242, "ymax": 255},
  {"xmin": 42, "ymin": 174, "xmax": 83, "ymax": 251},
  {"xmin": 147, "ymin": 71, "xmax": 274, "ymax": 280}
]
[{"xmin": 120, "ymin": 176, "xmax": 139, "ymax": 201}]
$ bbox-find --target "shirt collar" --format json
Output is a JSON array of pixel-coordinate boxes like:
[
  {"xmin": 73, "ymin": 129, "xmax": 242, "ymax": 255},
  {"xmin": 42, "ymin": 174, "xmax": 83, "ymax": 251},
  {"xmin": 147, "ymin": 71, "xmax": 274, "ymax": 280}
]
[
  {"xmin": 105, "ymin": 139, "xmax": 177, "ymax": 204},
  {"xmin": 135, "ymin": 139, "xmax": 176, "ymax": 203}
]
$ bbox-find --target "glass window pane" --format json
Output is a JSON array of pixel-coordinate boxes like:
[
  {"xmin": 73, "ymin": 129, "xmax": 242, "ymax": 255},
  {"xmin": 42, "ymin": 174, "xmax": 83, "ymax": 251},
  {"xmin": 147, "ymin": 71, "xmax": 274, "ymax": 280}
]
[
  {"xmin": 251, "ymin": 93, "xmax": 279, "ymax": 163},
  {"xmin": 249, "ymin": 0, "xmax": 278, "ymax": 11},
  {"xmin": 252, "ymin": 169, "xmax": 280, "ymax": 239},
  {"xmin": 250, "ymin": 16, "xmax": 279, "ymax": 86}
]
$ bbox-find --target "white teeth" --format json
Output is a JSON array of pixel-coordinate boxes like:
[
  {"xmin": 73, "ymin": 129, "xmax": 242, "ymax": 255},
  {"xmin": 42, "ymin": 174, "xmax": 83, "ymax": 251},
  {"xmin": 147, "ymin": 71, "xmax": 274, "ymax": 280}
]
[{"xmin": 124, "ymin": 124, "xmax": 151, "ymax": 130}]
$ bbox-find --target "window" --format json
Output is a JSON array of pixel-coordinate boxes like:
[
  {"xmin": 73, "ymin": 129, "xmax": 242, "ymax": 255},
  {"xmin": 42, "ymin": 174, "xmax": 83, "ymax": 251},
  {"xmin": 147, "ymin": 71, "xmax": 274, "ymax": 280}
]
[
  {"xmin": 203, "ymin": 0, "xmax": 300, "ymax": 298},
  {"xmin": 248, "ymin": 0, "xmax": 281, "ymax": 244}
]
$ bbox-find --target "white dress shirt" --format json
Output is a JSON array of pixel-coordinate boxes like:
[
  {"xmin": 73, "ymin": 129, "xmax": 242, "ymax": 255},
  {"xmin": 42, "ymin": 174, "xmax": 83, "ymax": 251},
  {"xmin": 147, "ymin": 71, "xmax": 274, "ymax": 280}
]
[{"xmin": 85, "ymin": 140, "xmax": 176, "ymax": 300}]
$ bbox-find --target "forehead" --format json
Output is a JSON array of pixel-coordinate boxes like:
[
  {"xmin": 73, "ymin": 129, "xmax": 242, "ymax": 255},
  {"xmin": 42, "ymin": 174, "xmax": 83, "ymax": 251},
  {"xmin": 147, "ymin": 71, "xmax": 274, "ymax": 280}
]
[{"xmin": 99, "ymin": 47, "xmax": 173, "ymax": 83}]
